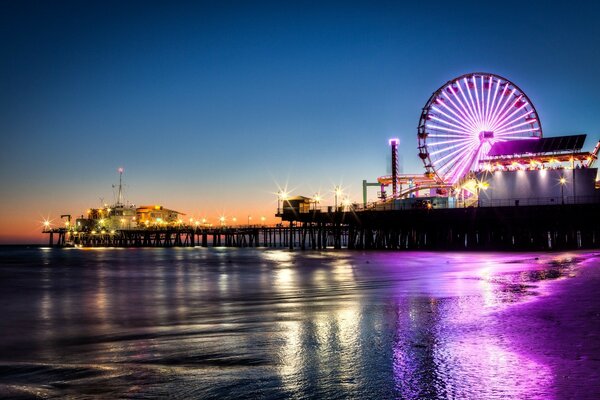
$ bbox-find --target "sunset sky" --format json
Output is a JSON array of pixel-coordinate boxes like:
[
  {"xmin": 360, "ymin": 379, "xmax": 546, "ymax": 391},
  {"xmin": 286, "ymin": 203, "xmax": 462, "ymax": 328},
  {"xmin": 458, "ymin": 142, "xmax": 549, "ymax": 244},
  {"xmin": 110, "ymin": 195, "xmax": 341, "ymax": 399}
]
[{"xmin": 2, "ymin": 1, "xmax": 600, "ymax": 243}]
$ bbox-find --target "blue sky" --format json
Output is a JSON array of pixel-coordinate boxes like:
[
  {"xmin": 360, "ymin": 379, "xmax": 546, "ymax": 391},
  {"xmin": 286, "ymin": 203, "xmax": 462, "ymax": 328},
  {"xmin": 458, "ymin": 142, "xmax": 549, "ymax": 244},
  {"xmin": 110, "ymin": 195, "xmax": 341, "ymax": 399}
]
[{"xmin": 1, "ymin": 0, "xmax": 599, "ymax": 241}]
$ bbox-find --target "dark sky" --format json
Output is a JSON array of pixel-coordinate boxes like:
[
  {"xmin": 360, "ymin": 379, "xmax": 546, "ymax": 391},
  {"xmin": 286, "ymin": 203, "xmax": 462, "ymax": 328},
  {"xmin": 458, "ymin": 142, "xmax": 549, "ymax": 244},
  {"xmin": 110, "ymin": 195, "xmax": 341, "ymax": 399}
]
[{"xmin": 1, "ymin": 0, "xmax": 600, "ymax": 241}]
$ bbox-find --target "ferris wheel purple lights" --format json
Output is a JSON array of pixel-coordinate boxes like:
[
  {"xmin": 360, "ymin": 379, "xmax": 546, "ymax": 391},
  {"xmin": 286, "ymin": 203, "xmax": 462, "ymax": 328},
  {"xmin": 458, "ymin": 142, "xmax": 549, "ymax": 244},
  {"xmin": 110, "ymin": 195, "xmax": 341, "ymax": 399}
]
[{"xmin": 418, "ymin": 73, "xmax": 542, "ymax": 184}]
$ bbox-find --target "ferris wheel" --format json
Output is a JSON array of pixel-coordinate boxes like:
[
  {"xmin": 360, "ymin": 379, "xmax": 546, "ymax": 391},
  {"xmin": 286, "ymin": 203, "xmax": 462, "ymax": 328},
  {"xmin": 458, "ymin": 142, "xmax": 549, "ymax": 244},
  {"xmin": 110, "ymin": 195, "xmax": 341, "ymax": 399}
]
[{"xmin": 417, "ymin": 73, "xmax": 542, "ymax": 184}]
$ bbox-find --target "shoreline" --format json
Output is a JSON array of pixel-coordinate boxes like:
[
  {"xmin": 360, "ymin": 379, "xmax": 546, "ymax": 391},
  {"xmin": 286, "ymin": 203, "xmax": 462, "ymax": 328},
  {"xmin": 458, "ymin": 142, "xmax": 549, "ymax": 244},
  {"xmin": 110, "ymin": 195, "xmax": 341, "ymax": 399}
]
[{"xmin": 491, "ymin": 253, "xmax": 600, "ymax": 399}]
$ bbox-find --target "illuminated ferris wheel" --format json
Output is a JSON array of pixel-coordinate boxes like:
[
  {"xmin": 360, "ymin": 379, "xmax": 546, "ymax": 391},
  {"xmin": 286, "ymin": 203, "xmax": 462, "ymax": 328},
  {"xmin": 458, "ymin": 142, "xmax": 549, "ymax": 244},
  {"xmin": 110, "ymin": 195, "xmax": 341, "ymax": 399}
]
[{"xmin": 417, "ymin": 73, "xmax": 542, "ymax": 184}]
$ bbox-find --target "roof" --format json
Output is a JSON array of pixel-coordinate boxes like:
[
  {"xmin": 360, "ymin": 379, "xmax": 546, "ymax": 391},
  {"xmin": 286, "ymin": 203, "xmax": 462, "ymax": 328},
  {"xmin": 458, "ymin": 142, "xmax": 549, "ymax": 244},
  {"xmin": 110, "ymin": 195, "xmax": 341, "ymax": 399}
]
[
  {"xmin": 285, "ymin": 196, "xmax": 312, "ymax": 201},
  {"xmin": 137, "ymin": 205, "xmax": 185, "ymax": 215},
  {"xmin": 487, "ymin": 134, "xmax": 587, "ymax": 157}
]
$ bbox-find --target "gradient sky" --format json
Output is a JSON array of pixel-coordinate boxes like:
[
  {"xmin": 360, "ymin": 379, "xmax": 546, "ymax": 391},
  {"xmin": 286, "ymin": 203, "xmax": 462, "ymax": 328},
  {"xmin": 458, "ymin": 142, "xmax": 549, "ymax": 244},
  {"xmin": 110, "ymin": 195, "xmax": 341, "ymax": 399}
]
[{"xmin": 1, "ymin": 0, "xmax": 600, "ymax": 243}]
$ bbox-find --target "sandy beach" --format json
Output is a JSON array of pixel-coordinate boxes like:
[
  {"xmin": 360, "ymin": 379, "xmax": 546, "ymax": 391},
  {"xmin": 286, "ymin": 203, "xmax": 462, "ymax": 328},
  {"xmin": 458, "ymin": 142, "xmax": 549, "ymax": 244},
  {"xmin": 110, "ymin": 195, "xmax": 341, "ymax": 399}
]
[{"xmin": 492, "ymin": 253, "xmax": 600, "ymax": 399}]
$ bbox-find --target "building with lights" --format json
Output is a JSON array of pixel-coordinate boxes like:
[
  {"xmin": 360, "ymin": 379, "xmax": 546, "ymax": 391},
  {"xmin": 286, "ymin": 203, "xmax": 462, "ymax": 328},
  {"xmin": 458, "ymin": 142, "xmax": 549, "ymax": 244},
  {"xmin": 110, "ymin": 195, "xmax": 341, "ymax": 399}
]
[{"xmin": 136, "ymin": 205, "xmax": 184, "ymax": 226}]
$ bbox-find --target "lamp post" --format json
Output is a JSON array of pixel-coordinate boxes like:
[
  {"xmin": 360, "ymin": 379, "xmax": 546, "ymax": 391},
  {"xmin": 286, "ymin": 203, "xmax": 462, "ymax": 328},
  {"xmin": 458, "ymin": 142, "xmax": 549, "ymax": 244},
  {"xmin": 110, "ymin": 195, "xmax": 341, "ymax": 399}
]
[
  {"xmin": 261, "ymin": 216, "xmax": 266, "ymax": 226},
  {"xmin": 313, "ymin": 193, "xmax": 321, "ymax": 211},
  {"xmin": 334, "ymin": 186, "xmax": 342, "ymax": 211},
  {"xmin": 277, "ymin": 190, "xmax": 281, "ymax": 214},
  {"xmin": 342, "ymin": 197, "xmax": 352, "ymax": 212},
  {"xmin": 278, "ymin": 190, "xmax": 288, "ymax": 214},
  {"xmin": 560, "ymin": 177, "xmax": 566, "ymax": 204},
  {"xmin": 247, "ymin": 215, "xmax": 252, "ymax": 226}
]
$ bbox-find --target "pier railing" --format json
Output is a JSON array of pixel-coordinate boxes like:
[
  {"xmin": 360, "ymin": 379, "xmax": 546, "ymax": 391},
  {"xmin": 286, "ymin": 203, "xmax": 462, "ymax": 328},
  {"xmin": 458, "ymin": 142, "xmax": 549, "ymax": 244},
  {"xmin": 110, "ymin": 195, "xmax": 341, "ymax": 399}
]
[{"xmin": 290, "ymin": 195, "xmax": 600, "ymax": 213}]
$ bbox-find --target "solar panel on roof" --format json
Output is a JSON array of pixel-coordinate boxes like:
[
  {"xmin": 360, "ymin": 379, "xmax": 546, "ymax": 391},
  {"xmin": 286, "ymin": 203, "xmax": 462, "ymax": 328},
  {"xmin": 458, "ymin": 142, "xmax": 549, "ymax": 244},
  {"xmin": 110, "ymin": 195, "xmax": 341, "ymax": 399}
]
[{"xmin": 487, "ymin": 134, "xmax": 586, "ymax": 157}]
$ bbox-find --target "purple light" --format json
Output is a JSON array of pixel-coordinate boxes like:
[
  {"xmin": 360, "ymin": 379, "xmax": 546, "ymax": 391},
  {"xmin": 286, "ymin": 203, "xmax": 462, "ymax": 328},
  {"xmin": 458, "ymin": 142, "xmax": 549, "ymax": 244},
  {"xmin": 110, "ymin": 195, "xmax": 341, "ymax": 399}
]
[
  {"xmin": 496, "ymin": 120, "xmax": 538, "ymax": 134},
  {"xmin": 440, "ymin": 94, "xmax": 478, "ymax": 131},
  {"xmin": 489, "ymin": 89, "xmax": 517, "ymax": 129},
  {"xmin": 420, "ymin": 73, "xmax": 542, "ymax": 183},
  {"xmin": 492, "ymin": 100, "xmax": 529, "ymax": 132},
  {"xmin": 431, "ymin": 105, "xmax": 474, "ymax": 131},
  {"xmin": 473, "ymin": 76, "xmax": 483, "ymax": 124},
  {"xmin": 429, "ymin": 115, "xmax": 473, "ymax": 132},
  {"xmin": 463, "ymin": 77, "xmax": 481, "ymax": 126},
  {"xmin": 426, "ymin": 124, "xmax": 472, "ymax": 135}
]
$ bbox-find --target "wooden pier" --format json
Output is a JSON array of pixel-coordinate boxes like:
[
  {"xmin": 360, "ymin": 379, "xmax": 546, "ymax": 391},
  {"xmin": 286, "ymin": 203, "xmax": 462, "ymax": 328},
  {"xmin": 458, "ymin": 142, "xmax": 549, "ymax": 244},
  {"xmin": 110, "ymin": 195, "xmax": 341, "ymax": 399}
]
[
  {"xmin": 44, "ymin": 202, "xmax": 600, "ymax": 250},
  {"xmin": 43, "ymin": 225, "xmax": 348, "ymax": 249}
]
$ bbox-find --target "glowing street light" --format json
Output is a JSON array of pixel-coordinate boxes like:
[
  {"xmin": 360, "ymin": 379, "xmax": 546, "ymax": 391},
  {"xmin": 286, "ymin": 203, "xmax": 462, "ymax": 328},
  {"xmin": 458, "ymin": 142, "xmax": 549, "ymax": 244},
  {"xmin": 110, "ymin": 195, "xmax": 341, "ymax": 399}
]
[
  {"xmin": 560, "ymin": 177, "xmax": 567, "ymax": 204},
  {"xmin": 219, "ymin": 216, "xmax": 225, "ymax": 227},
  {"xmin": 334, "ymin": 186, "xmax": 342, "ymax": 211},
  {"xmin": 342, "ymin": 197, "xmax": 352, "ymax": 211},
  {"xmin": 261, "ymin": 216, "xmax": 266, "ymax": 225},
  {"xmin": 247, "ymin": 215, "xmax": 252, "ymax": 226},
  {"xmin": 277, "ymin": 190, "xmax": 289, "ymax": 214},
  {"xmin": 313, "ymin": 193, "xmax": 321, "ymax": 210}
]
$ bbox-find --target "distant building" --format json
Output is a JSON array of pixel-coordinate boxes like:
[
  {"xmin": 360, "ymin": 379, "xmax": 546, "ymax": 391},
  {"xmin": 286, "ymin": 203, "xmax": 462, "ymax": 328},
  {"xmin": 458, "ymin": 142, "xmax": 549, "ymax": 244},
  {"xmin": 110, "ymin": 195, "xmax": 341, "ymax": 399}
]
[{"xmin": 136, "ymin": 205, "xmax": 184, "ymax": 226}]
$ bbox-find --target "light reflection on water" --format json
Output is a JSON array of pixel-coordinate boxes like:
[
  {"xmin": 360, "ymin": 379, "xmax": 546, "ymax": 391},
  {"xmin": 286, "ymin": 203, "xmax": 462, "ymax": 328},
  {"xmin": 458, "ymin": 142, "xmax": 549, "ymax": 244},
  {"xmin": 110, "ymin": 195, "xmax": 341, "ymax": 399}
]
[{"xmin": 0, "ymin": 247, "xmax": 595, "ymax": 399}]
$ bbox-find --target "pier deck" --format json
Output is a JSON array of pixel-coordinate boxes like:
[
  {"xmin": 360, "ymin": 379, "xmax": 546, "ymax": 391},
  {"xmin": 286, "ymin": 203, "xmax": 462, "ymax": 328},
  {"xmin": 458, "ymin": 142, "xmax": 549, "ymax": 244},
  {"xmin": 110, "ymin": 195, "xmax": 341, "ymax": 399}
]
[{"xmin": 44, "ymin": 202, "xmax": 600, "ymax": 251}]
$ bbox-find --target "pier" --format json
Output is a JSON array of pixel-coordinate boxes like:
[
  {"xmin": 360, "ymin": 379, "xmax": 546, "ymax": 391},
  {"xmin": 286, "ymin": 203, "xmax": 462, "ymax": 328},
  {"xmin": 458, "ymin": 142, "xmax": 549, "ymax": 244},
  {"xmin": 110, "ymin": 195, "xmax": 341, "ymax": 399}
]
[
  {"xmin": 45, "ymin": 202, "xmax": 600, "ymax": 251},
  {"xmin": 44, "ymin": 225, "xmax": 346, "ymax": 249}
]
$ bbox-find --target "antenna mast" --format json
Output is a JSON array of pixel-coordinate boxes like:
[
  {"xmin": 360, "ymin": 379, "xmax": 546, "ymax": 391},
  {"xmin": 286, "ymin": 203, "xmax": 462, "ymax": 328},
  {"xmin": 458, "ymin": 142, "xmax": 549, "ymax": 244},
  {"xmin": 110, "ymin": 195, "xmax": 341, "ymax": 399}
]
[{"xmin": 117, "ymin": 167, "xmax": 124, "ymax": 206}]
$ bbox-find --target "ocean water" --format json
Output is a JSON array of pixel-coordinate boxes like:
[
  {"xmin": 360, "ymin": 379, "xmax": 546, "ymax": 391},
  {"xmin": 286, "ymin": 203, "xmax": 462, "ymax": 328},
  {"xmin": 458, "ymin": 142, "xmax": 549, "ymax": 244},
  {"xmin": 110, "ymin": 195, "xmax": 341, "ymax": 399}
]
[{"xmin": 0, "ymin": 246, "xmax": 597, "ymax": 399}]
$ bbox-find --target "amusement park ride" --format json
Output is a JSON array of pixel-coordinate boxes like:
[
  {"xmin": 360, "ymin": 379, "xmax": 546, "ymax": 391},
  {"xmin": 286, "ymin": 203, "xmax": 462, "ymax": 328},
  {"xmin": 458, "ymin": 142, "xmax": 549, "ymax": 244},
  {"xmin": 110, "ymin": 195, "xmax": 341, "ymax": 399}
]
[{"xmin": 370, "ymin": 72, "xmax": 600, "ymax": 205}]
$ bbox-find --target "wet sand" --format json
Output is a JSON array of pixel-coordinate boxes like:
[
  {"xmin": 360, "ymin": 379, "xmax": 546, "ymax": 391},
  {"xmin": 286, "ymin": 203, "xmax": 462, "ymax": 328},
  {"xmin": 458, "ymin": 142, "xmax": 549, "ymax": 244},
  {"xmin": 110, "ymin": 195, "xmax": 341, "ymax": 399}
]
[{"xmin": 494, "ymin": 255, "xmax": 600, "ymax": 399}]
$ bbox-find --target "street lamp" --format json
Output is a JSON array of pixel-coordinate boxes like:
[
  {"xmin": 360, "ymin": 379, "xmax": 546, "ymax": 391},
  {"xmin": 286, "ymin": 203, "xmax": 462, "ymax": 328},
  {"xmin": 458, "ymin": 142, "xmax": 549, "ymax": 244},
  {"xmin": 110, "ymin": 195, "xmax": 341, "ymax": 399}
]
[
  {"xmin": 334, "ymin": 186, "xmax": 342, "ymax": 211},
  {"xmin": 247, "ymin": 215, "xmax": 252, "ymax": 226},
  {"xmin": 219, "ymin": 216, "xmax": 225, "ymax": 227},
  {"xmin": 342, "ymin": 197, "xmax": 352, "ymax": 211},
  {"xmin": 261, "ymin": 216, "xmax": 266, "ymax": 225},
  {"xmin": 277, "ymin": 190, "xmax": 289, "ymax": 214},
  {"xmin": 313, "ymin": 193, "xmax": 321, "ymax": 211},
  {"xmin": 560, "ymin": 177, "xmax": 566, "ymax": 204},
  {"xmin": 277, "ymin": 190, "xmax": 281, "ymax": 213}
]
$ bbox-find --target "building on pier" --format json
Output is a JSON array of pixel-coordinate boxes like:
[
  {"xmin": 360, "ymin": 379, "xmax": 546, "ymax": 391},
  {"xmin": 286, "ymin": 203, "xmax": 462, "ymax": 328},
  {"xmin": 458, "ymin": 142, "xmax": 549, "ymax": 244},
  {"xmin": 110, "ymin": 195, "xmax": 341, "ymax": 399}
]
[{"xmin": 136, "ymin": 205, "xmax": 184, "ymax": 226}]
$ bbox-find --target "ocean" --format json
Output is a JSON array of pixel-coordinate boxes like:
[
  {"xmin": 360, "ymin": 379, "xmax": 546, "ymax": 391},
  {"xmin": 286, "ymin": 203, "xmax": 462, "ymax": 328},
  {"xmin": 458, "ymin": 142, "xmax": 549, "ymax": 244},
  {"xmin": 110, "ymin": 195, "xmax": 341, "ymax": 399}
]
[{"xmin": 0, "ymin": 246, "xmax": 599, "ymax": 399}]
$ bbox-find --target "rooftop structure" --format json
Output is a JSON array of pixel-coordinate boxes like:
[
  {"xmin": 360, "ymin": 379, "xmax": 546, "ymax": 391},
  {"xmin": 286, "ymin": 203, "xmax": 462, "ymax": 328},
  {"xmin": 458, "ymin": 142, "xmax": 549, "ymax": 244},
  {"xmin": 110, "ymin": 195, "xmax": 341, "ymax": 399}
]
[{"xmin": 487, "ymin": 134, "xmax": 586, "ymax": 157}]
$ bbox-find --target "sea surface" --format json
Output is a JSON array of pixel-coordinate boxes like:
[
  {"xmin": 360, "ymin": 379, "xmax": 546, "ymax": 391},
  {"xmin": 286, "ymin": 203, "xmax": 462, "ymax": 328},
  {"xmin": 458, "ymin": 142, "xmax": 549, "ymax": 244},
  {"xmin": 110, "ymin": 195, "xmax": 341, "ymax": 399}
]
[{"xmin": 0, "ymin": 246, "xmax": 599, "ymax": 399}]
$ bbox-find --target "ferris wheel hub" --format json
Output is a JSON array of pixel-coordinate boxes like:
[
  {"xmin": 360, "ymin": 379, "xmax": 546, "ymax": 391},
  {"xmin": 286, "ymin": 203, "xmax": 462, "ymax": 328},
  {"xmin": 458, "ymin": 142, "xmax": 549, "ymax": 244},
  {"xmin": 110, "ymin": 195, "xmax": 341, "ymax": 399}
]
[{"xmin": 479, "ymin": 131, "xmax": 494, "ymax": 140}]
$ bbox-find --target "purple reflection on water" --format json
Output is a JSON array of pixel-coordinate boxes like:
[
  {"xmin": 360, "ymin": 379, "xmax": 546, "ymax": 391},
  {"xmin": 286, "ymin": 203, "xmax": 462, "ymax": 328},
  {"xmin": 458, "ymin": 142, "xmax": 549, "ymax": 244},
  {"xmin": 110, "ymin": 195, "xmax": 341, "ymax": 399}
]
[{"xmin": 0, "ymin": 248, "xmax": 597, "ymax": 399}]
